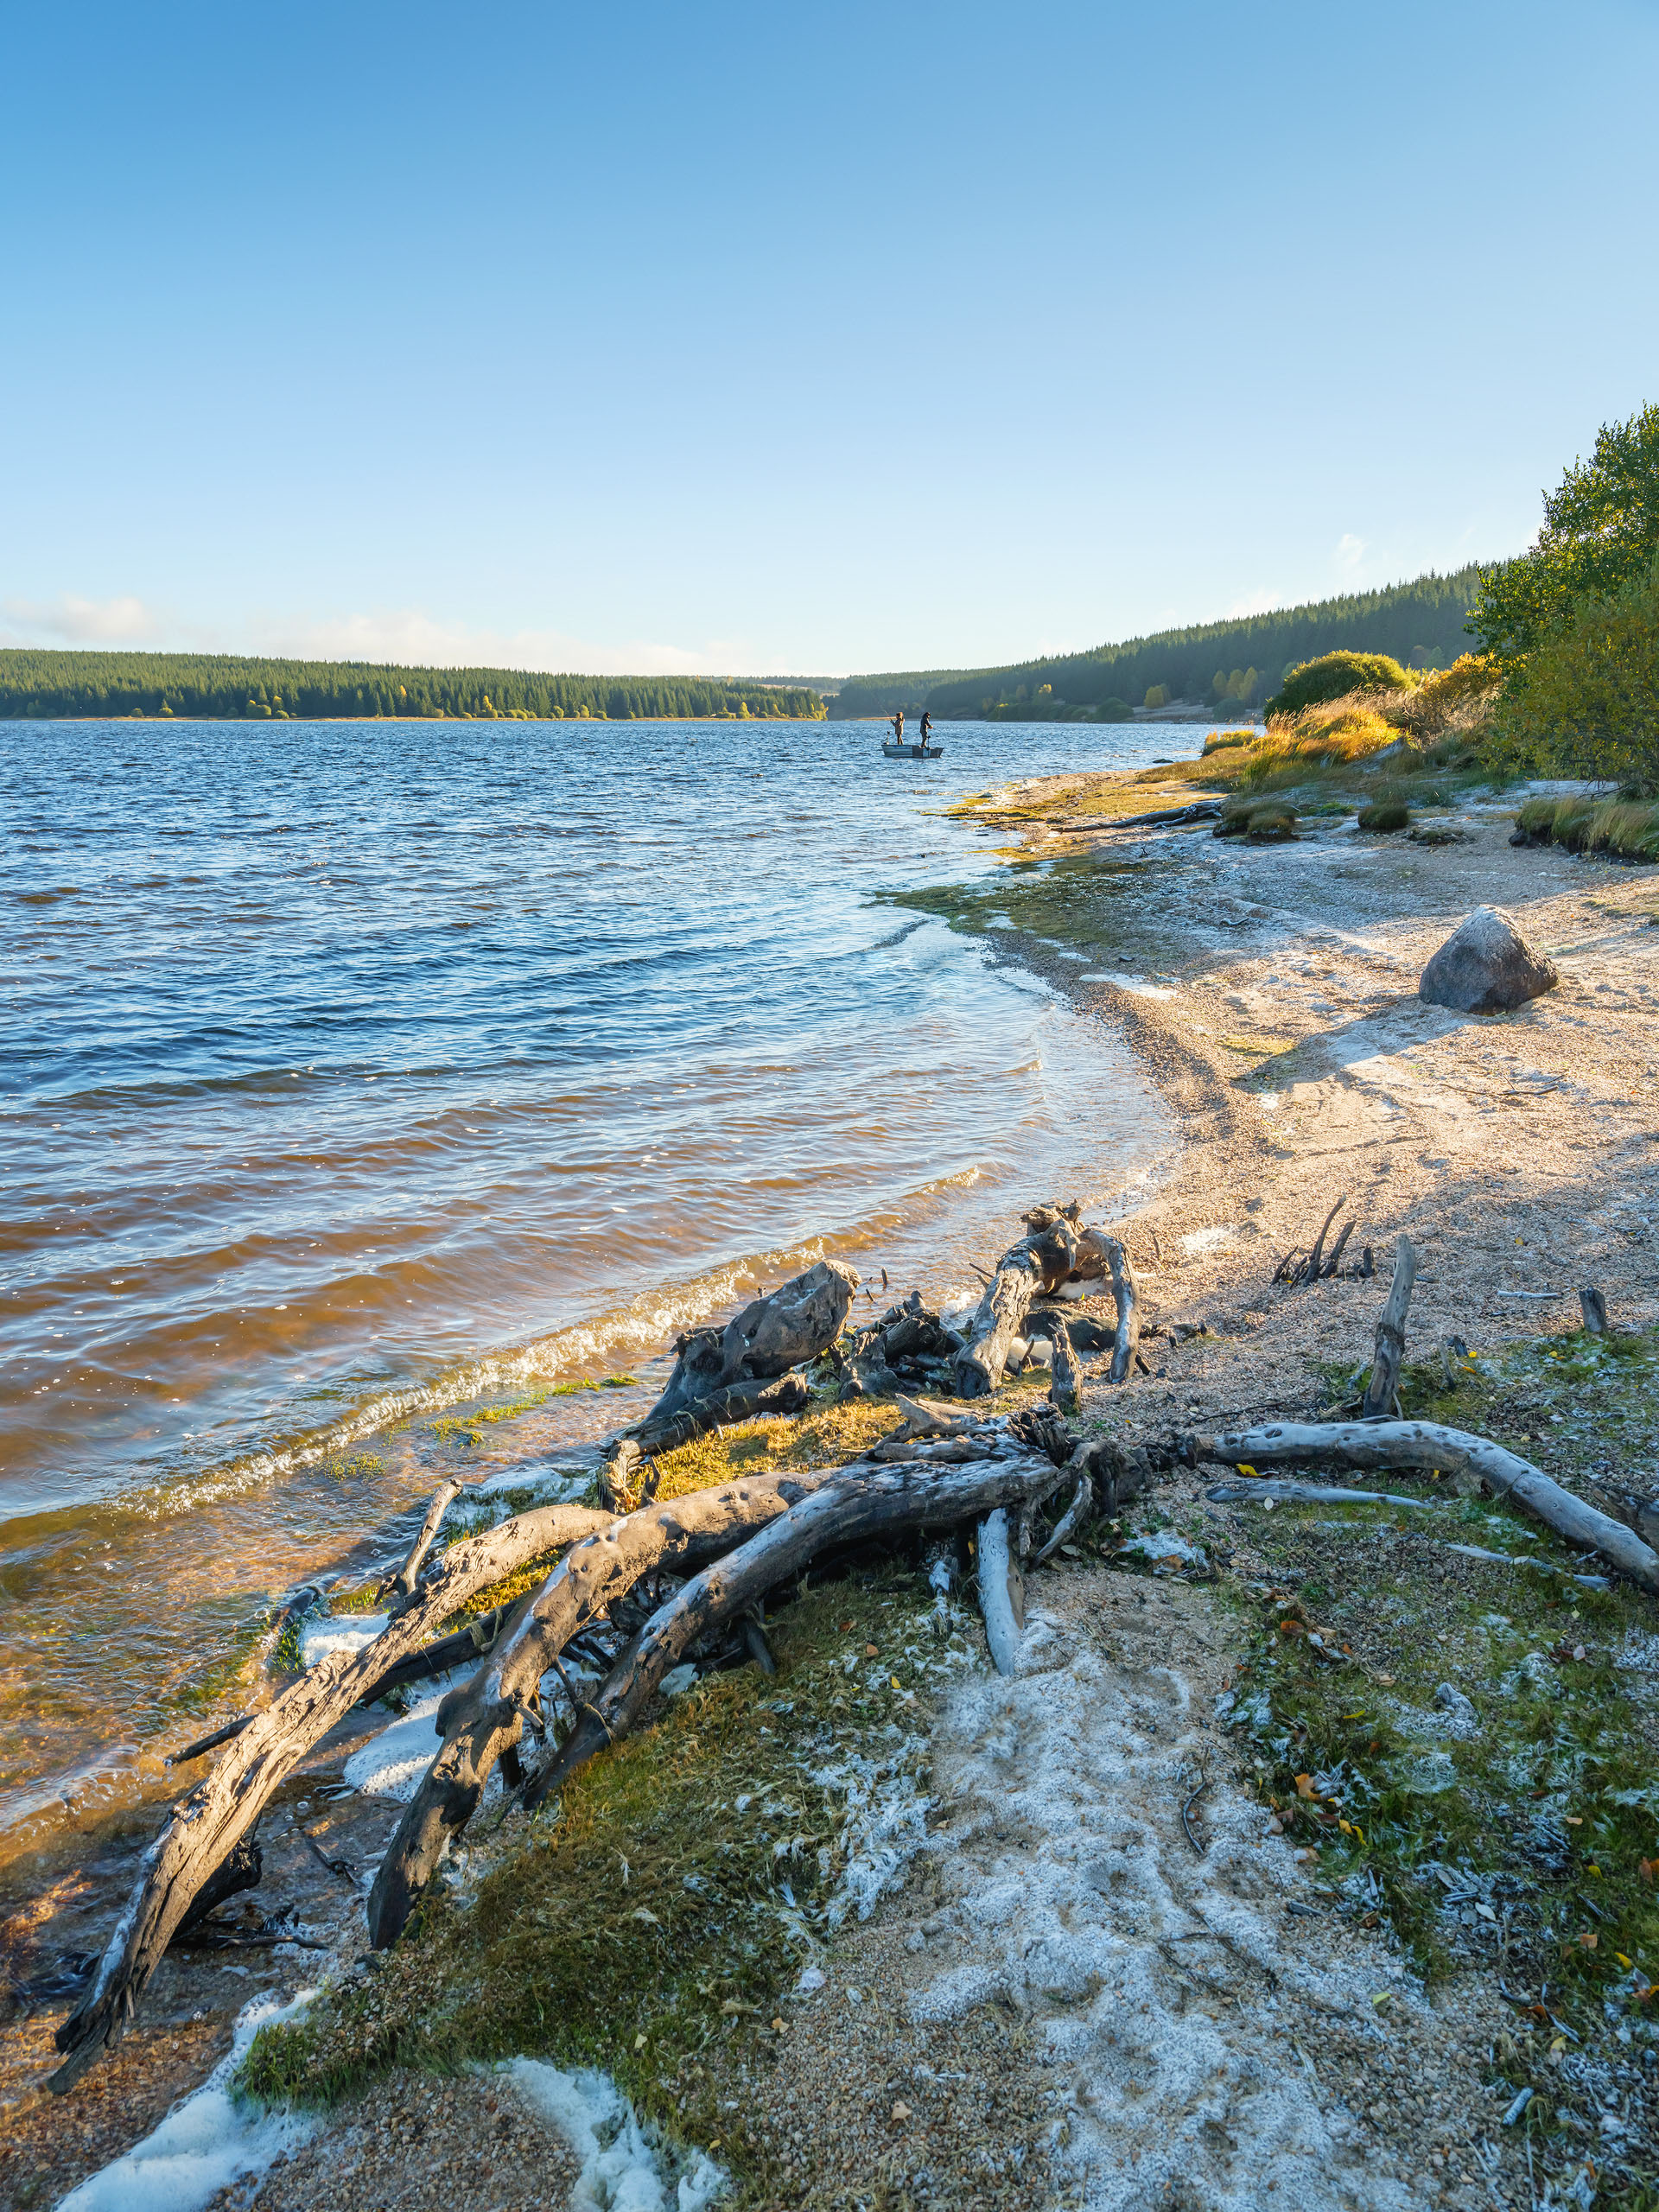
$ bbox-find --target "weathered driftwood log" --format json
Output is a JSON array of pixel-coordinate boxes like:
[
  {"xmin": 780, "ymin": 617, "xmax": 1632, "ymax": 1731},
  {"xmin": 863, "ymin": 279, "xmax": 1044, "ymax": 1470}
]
[
  {"xmin": 1081, "ymin": 1230, "xmax": 1141, "ymax": 1384},
  {"xmin": 521, "ymin": 1451, "xmax": 1071, "ymax": 1807},
  {"xmin": 1205, "ymin": 1480, "xmax": 1441, "ymax": 1510},
  {"xmin": 367, "ymin": 1467, "xmax": 861, "ymax": 1948},
  {"xmin": 632, "ymin": 1372, "xmax": 810, "ymax": 1458},
  {"xmin": 976, "ymin": 1507, "xmax": 1025, "ymax": 1675},
  {"xmin": 955, "ymin": 1211, "xmax": 1096, "ymax": 1398},
  {"xmin": 1187, "ymin": 1421, "xmax": 1659, "ymax": 1594},
  {"xmin": 639, "ymin": 1259, "xmax": 857, "ymax": 1429},
  {"xmin": 381, "ymin": 1480, "xmax": 461, "ymax": 1605},
  {"xmin": 49, "ymin": 1499, "xmax": 613, "ymax": 2091},
  {"xmin": 954, "ymin": 1249, "xmax": 1041, "ymax": 1397},
  {"xmin": 1362, "ymin": 1238, "xmax": 1416, "ymax": 1418},
  {"xmin": 1049, "ymin": 1324, "xmax": 1081, "ymax": 1414}
]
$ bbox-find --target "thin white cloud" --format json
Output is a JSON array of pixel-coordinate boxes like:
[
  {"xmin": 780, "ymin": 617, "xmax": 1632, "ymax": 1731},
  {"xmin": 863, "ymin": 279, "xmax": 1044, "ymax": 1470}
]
[
  {"xmin": 0, "ymin": 592, "xmax": 158, "ymax": 644},
  {"xmin": 1334, "ymin": 533, "xmax": 1366, "ymax": 572},
  {"xmin": 252, "ymin": 607, "xmax": 803, "ymax": 679},
  {"xmin": 1225, "ymin": 588, "xmax": 1280, "ymax": 618}
]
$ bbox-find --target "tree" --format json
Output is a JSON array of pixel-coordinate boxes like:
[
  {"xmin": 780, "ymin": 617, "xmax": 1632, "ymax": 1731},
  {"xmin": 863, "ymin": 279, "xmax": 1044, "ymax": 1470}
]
[
  {"xmin": 1472, "ymin": 402, "xmax": 1659, "ymax": 671},
  {"xmin": 1501, "ymin": 553, "xmax": 1659, "ymax": 793}
]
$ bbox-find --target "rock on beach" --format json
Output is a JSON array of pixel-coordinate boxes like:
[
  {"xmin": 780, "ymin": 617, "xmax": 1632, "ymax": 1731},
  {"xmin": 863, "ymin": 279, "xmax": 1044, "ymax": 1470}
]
[{"xmin": 1418, "ymin": 903, "xmax": 1559, "ymax": 1013}]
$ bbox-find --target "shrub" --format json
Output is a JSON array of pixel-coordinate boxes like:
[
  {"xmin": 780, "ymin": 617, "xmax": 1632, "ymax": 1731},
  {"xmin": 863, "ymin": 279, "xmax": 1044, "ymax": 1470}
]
[
  {"xmin": 1096, "ymin": 696, "xmax": 1132, "ymax": 721},
  {"xmin": 1215, "ymin": 798, "xmax": 1299, "ymax": 841},
  {"xmin": 1358, "ymin": 798, "xmax": 1410, "ymax": 832},
  {"xmin": 1264, "ymin": 652, "xmax": 1411, "ymax": 719},
  {"xmin": 1143, "ymin": 683, "xmax": 1170, "ymax": 709}
]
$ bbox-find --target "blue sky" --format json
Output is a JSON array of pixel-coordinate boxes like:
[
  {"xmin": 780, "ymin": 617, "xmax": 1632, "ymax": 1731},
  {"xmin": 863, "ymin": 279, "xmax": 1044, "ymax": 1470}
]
[{"xmin": 3, "ymin": 0, "xmax": 1656, "ymax": 677}]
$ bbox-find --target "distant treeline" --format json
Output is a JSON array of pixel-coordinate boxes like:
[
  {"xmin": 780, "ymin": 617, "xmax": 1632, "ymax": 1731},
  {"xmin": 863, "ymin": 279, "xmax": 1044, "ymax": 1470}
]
[
  {"xmin": 0, "ymin": 651, "xmax": 826, "ymax": 723},
  {"xmin": 836, "ymin": 567, "xmax": 1484, "ymax": 720}
]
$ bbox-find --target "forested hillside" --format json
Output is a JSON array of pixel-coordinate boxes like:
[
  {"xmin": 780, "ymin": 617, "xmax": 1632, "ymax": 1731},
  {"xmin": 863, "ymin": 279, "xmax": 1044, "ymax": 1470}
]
[
  {"xmin": 0, "ymin": 652, "xmax": 825, "ymax": 722},
  {"xmin": 836, "ymin": 567, "xmax": 1483, "ymax": 719}
]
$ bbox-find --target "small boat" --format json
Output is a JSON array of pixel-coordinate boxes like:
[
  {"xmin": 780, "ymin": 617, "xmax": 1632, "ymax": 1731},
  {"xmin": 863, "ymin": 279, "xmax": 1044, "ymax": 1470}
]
[{"xmin": 882, "ymin": 741, "xmax": 944, "ymax": 759}]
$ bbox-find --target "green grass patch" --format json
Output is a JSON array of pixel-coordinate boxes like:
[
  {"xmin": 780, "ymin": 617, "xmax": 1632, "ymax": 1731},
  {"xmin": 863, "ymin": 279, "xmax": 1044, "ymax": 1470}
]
[{"xmin": 1217, "ymin": 1319, "xmax": 1659, "ymax": 2155}]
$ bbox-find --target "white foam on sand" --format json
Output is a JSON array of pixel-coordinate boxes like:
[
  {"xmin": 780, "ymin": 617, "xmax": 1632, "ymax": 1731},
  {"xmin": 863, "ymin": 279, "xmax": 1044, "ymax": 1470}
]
[
  {"xmin": 57, "ymin": 1992, "xmax": 315, "ymax": 2212},
  {"xmin": 299, "ymin": 1612, "xmax": 389, "ymax": 1666},
  {"xmin": 505, "ymin": 2057, "xmax": 727, "ymax": 2212},
  {"xmin": 342, "ymin": 1672, "xmax": 469, "ymax": 1799},
  {"xmin": 906, "ymin": 1602, "xmax": 1426, "ymax": 2209}
]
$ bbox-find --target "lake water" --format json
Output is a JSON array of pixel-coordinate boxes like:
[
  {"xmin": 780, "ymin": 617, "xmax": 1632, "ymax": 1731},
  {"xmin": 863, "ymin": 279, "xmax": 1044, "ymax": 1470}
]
[{"xmin": 0, "ymin": 713, "xmax": 1205, "ymax": 1860}]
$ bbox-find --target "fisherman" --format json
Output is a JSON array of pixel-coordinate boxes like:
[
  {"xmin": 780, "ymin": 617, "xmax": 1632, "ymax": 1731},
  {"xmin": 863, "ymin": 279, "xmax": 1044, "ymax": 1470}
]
[
  {"xmin": 890, "ymin": 708, "xmax": 906, "ymax": 746},
  {"xmin": 918, "ymin": 710, "xmax": 932, "ymax": 748}
]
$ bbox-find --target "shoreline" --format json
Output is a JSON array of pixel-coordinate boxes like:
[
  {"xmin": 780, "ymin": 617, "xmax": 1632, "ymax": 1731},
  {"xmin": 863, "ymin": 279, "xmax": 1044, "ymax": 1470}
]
[{"xmin": 7, "ymin": 762, "xmax": 1658, "ymax": 2209}]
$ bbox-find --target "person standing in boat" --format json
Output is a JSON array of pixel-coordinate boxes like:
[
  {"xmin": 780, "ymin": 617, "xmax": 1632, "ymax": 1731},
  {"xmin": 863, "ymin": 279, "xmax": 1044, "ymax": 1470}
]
[
  {"xmin": 889, "ymin": 709, "xmax": 905, "ymax": 746},
  {"xmin": 918, "ymin": 710, "xmax": 932, "ymax": 749}
]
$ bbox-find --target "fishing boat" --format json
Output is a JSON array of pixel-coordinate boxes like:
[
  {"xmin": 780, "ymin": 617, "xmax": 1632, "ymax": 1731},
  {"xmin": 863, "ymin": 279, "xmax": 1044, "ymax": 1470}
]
[{"xmin": 882, "ymin": 741, "xmax": 944, "ymax": 759}]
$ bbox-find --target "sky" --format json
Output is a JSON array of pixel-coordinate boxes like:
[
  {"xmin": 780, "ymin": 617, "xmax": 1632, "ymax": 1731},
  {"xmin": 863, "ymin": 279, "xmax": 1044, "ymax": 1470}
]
[{"xmin": 3, "ymin": 0, "xmax": 1657, "ymax": 680}]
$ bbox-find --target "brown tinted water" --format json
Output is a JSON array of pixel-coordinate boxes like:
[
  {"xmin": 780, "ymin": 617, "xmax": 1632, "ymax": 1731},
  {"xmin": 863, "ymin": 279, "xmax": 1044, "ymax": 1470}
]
[{"xmin": 0, "ymin": 714, "xmax": 1197, "ymax": 1863}]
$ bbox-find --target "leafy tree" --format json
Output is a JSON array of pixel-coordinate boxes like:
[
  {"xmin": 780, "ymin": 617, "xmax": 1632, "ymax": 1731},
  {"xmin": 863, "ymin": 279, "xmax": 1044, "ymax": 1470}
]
[
  {"xmin": 1500, "ymin": 553, "xmax": 1659, "ymax": 793},
  {"xmin": 1472, "ymin": 404, "xmax": 1659, "ymax": 671}
]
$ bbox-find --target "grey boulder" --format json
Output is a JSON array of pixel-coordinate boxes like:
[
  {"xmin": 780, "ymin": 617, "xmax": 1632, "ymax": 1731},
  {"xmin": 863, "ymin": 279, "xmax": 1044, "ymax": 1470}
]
[{"xmin": 1419, "ymin": 905, "xmax": 1558, "ymax": 1014}]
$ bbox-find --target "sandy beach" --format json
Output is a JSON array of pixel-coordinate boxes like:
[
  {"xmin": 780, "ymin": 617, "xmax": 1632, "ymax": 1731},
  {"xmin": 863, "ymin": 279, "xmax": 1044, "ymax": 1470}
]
[{"xmin": 7, "ymin": 771, "xmax": 1658, "ymax": 2212}]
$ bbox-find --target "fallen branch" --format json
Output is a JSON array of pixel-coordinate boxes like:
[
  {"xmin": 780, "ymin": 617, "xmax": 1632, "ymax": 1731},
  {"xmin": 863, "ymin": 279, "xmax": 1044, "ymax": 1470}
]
[
  {"xmin": 976, "ymin": 1507, "xmax": 1024, "ymax": 1676},
  {"xmin": 631, "ymin": 1372, "xmax": 810, "ymax": 1458},
  {"xmin": 1034, "ymin": 1472, "xmax": 1092, "ymax": 1565},
  {"xmin": 167, "ymin": 1713, "xmax": 256, "ymax": 1766},
  {"xmin": 521, "ymin": 1449, "xmax": 1071, "ymax": 1806},
  {"xmin": 1205, "ymin": 1480, "xmax": 1442, "ymax": 1510},
  {"xmin": 381, "ymin": 1481, "xmax": 461, "ymax": 1606},
  {"xmin": 1186, "ymin": 1421, "xmax": 1659, "ymax": 1594},
  {"xmin": 50, "ymin": 1497, "xmax": 613, "ymax": 2090}
]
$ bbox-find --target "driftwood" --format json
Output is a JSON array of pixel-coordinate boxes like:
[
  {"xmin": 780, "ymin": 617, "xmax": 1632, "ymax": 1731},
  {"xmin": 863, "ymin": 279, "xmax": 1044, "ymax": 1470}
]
[
  {"xmin": 367, "ymin": 1467, "xmax": 863, "ymax": 1948},
  {"xmin": 520, "ymin": 1451, "xmax": 1071, "ymax": 1804},
  {"xmin": 1205, "ymin": 1480, "xmax": 1441, "ymax": 1510},
  {"xmin": 1034, "ymin": 1473, "xmax": 1092, "ymax": 1564},
  {"xmin": 1362, "ymin": 1238, "xmax": 1416, "ymax": 1417},
  {"xmin": 1187, "ymin": 1421, "xmax": 1659, "ymax": 1594},
  {"xmin": 976, "ymin": 1508, "xmax": 1025, "ymax": 1675},
  {"xmin": 639, "ymin": 1260, "xmax": 856, "ymax": 1430},
  {"xmin": 49, "ymin": 1498, "xmax": 613, "ymax": 2090},
  {"xmin": 632, "ymin": 1372, "xmax": 810, "ymax": 1459},
  {"xmin": 1273, "ymin": 1195, "xmax": 1355, "ymax": 1288},
  {"xmin": 381, "ymin": 1481, "xmax": 461, "ymax": 1605},
  {"xmin": 1049, "ymin": 1323, "xmax": 1081, "ymax": 1414},
  {"xmin": 954, "ymin": 1248, "xmax": 1042, "ymax": 1396},
  {"xmin": 167, "ymin": 1713, "xmax": 255, "ymax": 1766},
  {"xmin": 1081, "ymin": 1230, "xmax": 1141, "ymax": 1384}
]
